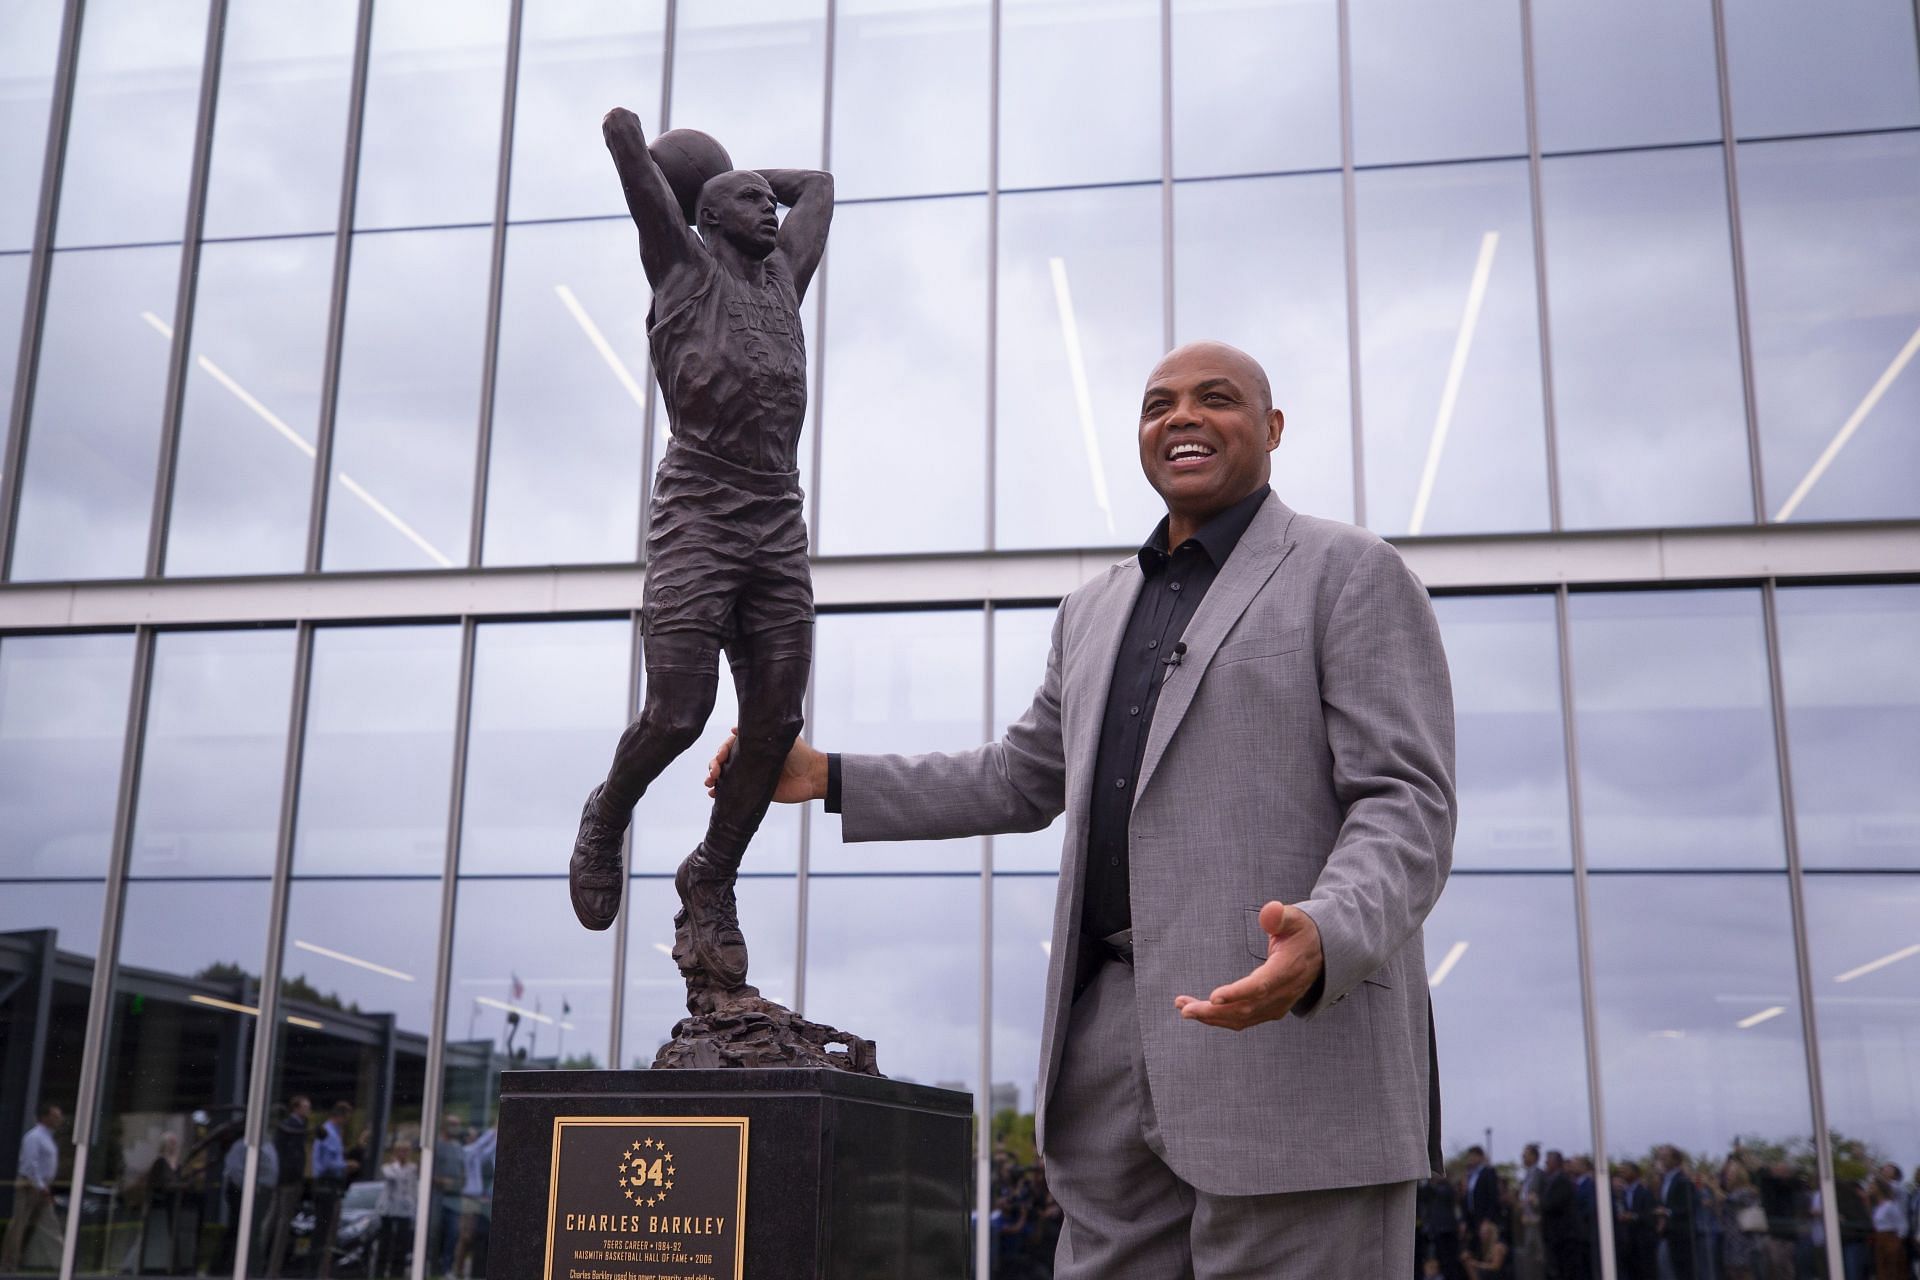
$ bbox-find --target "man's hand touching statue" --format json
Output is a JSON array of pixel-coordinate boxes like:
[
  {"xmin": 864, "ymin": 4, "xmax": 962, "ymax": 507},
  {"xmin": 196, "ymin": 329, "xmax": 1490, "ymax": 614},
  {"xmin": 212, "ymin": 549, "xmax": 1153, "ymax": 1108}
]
[
  {"xmin": 1174, "ymin": 900, "xmax": 1325, "ymax": 1031},
  {"xmin": 706, "ymin": 730, "xmax": 825, "ymax": 805}
]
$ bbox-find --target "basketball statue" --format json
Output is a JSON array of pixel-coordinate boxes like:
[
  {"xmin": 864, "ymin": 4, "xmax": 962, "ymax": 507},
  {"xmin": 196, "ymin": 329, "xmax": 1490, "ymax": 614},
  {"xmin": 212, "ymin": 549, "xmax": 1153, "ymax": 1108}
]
[{"xmin": 568, "ymin": 107, "xmax": 876, "ymax": 1074}]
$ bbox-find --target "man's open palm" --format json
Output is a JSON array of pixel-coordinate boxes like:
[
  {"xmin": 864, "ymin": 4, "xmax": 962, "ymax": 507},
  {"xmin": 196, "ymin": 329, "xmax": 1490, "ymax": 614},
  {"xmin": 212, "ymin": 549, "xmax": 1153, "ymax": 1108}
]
[{"xmin": 1174, "ymin": 900, "xmax": 1324, "ymax": 1031}]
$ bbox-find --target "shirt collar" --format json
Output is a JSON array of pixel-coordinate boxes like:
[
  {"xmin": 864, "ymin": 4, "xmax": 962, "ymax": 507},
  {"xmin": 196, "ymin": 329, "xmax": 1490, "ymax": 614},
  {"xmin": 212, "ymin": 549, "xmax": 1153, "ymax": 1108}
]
[{"xmin": 1137, "ymin": 485, "xmax": 1270, "ymax": 575}]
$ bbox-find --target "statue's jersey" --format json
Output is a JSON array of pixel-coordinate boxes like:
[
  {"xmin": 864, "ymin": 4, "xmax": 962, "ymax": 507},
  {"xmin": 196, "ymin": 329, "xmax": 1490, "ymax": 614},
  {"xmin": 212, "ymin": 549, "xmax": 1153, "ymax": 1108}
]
[{"xmin": 648, "ymin": 249, "xmax": 808, "ymax": 475}]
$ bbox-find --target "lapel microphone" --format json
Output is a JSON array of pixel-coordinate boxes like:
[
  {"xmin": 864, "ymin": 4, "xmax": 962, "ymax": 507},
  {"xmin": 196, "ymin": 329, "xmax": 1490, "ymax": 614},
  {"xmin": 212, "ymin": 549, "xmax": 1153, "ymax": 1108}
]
[{"xmin": 1162, "ymin": 641, "xmax": 1187, "ymax": 669}]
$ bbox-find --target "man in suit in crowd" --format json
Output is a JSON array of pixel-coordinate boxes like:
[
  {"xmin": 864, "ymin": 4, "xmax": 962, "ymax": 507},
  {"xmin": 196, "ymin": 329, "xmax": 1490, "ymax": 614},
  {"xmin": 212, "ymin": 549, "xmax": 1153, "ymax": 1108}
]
[
  {"xmin": 1571, "ymin": 1155, "xmax": 1601, "ymax": 1279},
  {"xmin": 1421, "ymin": 1173, "xmax": 1468, "ymax": 1280},
  {"xmin": 1654, "ymin": 1145, "xmax": 1695, "ymax": 1279},
  {"xmin": 1515, "ymin": 1142, "xmax": 1546, "ymax": 1280},
  {"xmin": 714, "ymin": 341, "xmax": 1456, "ymax": 1276},
  {"xmin": 1463, "ymin": 1146, "xmax": 1504, "ymax": 1244},
  {"xmin": 1539, "ymin": 1149, "xmax": 1586, "ymax": 1280},
  {"xmin": 1615, "ymin": 1161, "xmax": 1658, "ymax": 1280}
]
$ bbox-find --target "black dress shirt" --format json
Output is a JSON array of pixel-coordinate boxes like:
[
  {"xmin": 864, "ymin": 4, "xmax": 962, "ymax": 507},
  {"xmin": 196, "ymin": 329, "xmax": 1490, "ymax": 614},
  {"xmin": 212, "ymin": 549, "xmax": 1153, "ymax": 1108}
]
[{"xmin": 828, "ymin": 486, "xmax": 1268, "ymax": 939}]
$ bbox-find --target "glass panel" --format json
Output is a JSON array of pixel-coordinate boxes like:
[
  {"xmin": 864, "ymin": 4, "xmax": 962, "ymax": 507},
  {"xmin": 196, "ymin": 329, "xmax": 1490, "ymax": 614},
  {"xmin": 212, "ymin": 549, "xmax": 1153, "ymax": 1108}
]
[
  {"xmin": 1777, "ymin": 584, "xmax": 1920, "ymax": 871},
  {"xmin": 1544, "ymin": 147, "xmax": 1752, "ymax": 530},
  {"xmin": 0, "ymin": 632, "xmax": 134, "ymax": 879},
  {"xmin": 1529, "ymin": 0, "xmax": 1719, "ymax": 153},
  {"xmin": 990, "ymin": 606, "xmax": 1065, "ymax": 874},
  {"xmin": 818, "ymin": 195, "xmax": 987, "ymax": 555},
  {"xmin": 482, "ymin": 220, "xmax": 647, "ymax": 567},
  {"xmin": 1740, "ymin": 133, "xmax": 1920, "ymax": 525},
  {"xmin": 1568, "ymin": 590, "xmax": 1784, "ymax": 870},
  {"xmin": 353, "ymin": 0, "xmax": 511, "ymax": 231},
  {"xmin": 1725, "ymin": 0, "xmax": 1920, "ymax": 140},
  {"xmin": 668, "ymin": 1, "xmax": 827, "ymax": 173},
  {"xmin": 1349, "ymin": 0, "xmax": 1526, "ymax": 167},
  {"xmin": 322, "ymin": 227, "xmax": 491, "ymax": 572},
  {"xmin": 294, "ymin": 625, "xmax": 462, "ymax": 877},
  {"xmin": 77, "ymin": 879, "xmax": 271, "ymax": 1277},
  {"xmin": 10, "ymin": 244, "xmax": 179, "ymax": 581},
  {"xmin": 1354, "ymin": 161, "xmax": 1549, "ymax": 536},
  {"xmin": 52, "ymin": 0, "xmax": 208, "ymax": 249},
  {"xmin": 620, "ymin": 876, "xmax": 797, "ymax": 1068},
  {"xmin": 999, "ymin": 0, "xmax": 1159, "ymax": 189},
  {"xmin": 0, "ymin": 882, "xmax": 101, "ymax": 1274},
  {"xmin": 1586, "ymin": 875, "xmax": 1822, "ymax": 1274},
  {"xmin": 804, "ymin": 875, "xmax": 978, "ymax": 1088},
  {"xmin": 989, "ymin": 873, "xmax": 1059, "ymax": 1277},
  {"xmin": 1423, "ymin": 876, "xmax": 1590, "ymax": 1160},
  {"xmin": 165, "ymin": 235, "xmax": 333, "ymax": 577},
  {"xmin": 199, "ymin": 0, "xmax": 357, "ymax": 240},
  {"xmin": 508, "ymin": 0, "xmax": 667, "ymax": 223},
  {"xmin": 1170, "ymin": 0, "xmax": 1339, "ymax": 178},
  {"xmin": 810, "ymin": 609, "xmax": 986, "ymax": 872},
  {"xmin": 459, "ymin": 620, "xmax": 630, "ymax": 876},
  {"xmin": 831, "ymin": 0, "xmax": 990, "ymax": 200},
  {"xmin": 996, "ymin": 185, "xmax": 1164, "ymax": 550},
  {"xmin": 293, "ymin": 621, "xmax": 462, "ymax": 882},
  {"xmin": 1802, "ymin": 875, "xmax": 1920, "ymax": 1194},
  {"xmin": 0, "ymin": 253, "xmax": 27, "ymax": 422},
  {"xmin": 1432, "ymin": 594, "xmax": 1570, "ymax": 870},
  {"xmin": 1173, "ymin": 172, "xmax": 1353, "ymax": 522},
  {"xmin": 629, "ymin": 647, "xmax": 802, "ymax": 878},
  {"xmin": 0, "ymin": 0, "xmax": 63, "ymax": 251},
  {"xmin": 432, "ymin": 878, "xmax": 616, "ymax": 1276},
  {"xmin": 128, "ymin": 630, "xmax": 295, "ymax": 879},
  {"xmin": 258, "ymin": 877, "xmax": 443, "ymax": 1279}
]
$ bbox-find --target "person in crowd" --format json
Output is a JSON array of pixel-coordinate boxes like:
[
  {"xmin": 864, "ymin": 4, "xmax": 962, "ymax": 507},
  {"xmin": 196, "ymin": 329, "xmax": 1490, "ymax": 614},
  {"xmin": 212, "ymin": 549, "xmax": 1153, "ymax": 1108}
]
[
  {"xmin": 1570, "ymin": 1156, "xmax": 1601, "ymax": 1280},
  {"xmin": 1, "ymin": 1102, "xmax": 62, "ymax": 1270},
  {"xmin": 377, "ymin": 1140, "xmax": 417, "ymax": 1278},
  {"xmin": 1865, "ymin": 1169, "xmax": 1905, "ymax": 1280},
  {"xmin": 453, "ymin": 1125, "xmax": 497, "ymax": 1280},
  {"xmin": 432, "ymin": 1115, "xmax": 466, "ymax": 1277},
  {"xmin": 1654, "ymin": 1145, "xmax": 1695, "ymax": 1279},
  {"xmin": 1463, "ymin": 1218, "xmax": 1512, "ymax": 1280},
  {"xmin": 1464, "ymin": 1146, "xmax": 1504, "ymax": 1245},
  {"xmin": 1742, "ymin": 1149, "xmax": 1806, "ymax": 1280},
  {"xmin": 218, "ymin": 1128, "xmax": 277, "ymax": 1273},
  {"xmin": 1514, "ymin": 1143, "xmax": 1545, "ymax": 1280},
  {"xmin": 1716, "ymin": 1156, "xmax": 1764, "ymax": 1280},
  {"xmin": 1539, "ymin": 1150, "xmax": 1586, "ymax": 1280},
  {"xmin": 1614, "ymin": 1161, "xmax": 1657, "ymax": 1280},
  {"xmin": 135, "ymin": 1131, "xmax": 184, "ymax": 1272},
  {"xmin": 1419, "ymin": 1172, "xmax": 1465, "ymax": 1280},
  {"xmin": 265, "ymin": 1094, "xmax": 312, "ymax": 1279},
  {"xmin": 312, "ymin": 1101, "xmax": 355, "ymax": 1278}
]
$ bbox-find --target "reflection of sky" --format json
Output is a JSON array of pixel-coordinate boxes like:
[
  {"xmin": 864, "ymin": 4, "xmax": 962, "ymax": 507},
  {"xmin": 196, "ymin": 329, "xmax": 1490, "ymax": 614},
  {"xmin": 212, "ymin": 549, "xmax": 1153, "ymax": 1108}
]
[
  {"xmin": 811, "ymin": 610, "xmax": 987, "ymax": 872},
  {"xmin": 1723, "ymin": 0, "xmax": 1920, "ymax": 140},
  {"xmin": 13, "ymin": 245, "xmax": 181, "ymax": 581},
  {"xmin": 819, "ymin": 196, "xmax": 987, "ymax": 554},
  {"xmin": 1777, "ymin": 585, "xmax": 1920, "ymax": 868},
  {"xmin": 509, "ymin": 0, "xmax": 666, "ymax": 222},
  {"xmin": 0, "ymin": 3, "xmax": 64, "ymax": 250},
  {"xmin": 989, "ymin": 874, "xmax": 1055, "ymax": 1114},
  {"xmin": 1174, "ymin": 172, "xmax": 1353, "ymax": 523},
  {"xmin": 1425, "ymin": 876, "xmax": 1590, "ymax": 1159},
  {"xmin": 1803, "ymin": 876, "xmax": 1920, "ymax": 1170},
  {"xmin": 167, "ymin": 236, "xmax": 334, "ymax": 576},
  {"xmin": 281, "ymin": 878, "xmax": 444, "ymax": 1034},
  {"xmin": 460, "ymin": 620, "xmax": 632, "ymax": 874},
  {"xmin": 117, "ymin": 879, "xmax": 272, "ymax": 981},
  {"xmin": 1171, "ymin": 0, "xmax": 1339, "ymax": 178},
  {"xmin": 1349, "ymin": 0, "xmax": 1525, "ymax": 167},
  {"xmin": 990, "ymin": 607, "xmax": 1067, "ymax": 874},
  {"xmin": 806, "ymin": 875, "xmax": 979, "ymax": 1090},
  {"xmin": 0, "ymin": 881, "xmax": 109, "ymax": 961},
  {"xmin": 324, "ymin": 227, "xmax": 491, "ymax": 571},
  {"xmin": 445, "ymin": 878, "xmax": 615, "ymax": 1067},
  {"xmin": 353, "ymin": 0, "xmax": 510, "ymax": 231},
  {"xmin": 0, "ymin": 254, "xmax": 24, "ymax": 420},
  {"xmin": 999, "ymin": 0, "xmax": 1158, "ymax": 189},
  {"xmin": 830, "ymin": 0, "xmax": 989, "ymax": 200},
  {"xmin": 130, "ymin": 630, "xmax": 297, "ymax": 878},
  {"xmin": 1545, "ymin": 147, "xmax": 1751, "ymax": 530},
  {"xmin": 1587, "ymin": 876, "xmax": 1813, "ymax": 1159},
  {"xmin": 669, "ymin": 0, "xmax": 826, "ymax": 172},
  {"xmin": 1529, "ymin": 0, "xmax": 1719, "ymax": 153},
  {"xmin": 0, "ymin": 634, "xmax": 134, "ymax": 879}
]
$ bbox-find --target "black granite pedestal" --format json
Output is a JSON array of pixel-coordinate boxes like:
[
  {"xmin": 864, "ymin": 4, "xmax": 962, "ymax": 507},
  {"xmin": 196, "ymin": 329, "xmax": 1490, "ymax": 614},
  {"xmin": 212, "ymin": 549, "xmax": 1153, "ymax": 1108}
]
[{"xmin": 491, "ymin": 1068, "xmax": 972, "ymax": 1280}]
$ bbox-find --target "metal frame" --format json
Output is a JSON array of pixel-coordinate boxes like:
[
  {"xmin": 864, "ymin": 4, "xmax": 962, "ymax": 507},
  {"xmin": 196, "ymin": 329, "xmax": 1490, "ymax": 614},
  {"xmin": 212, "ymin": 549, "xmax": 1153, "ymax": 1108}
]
[
  {"xmin": 1335, "ymin": 0, "xmax": 1367, "ymax": 528},
  {"xmin": 143, "ymin": 0, "xmax": 230, "ymax": 579},
  {"xmin": 1709, "ymin": 0, "xmax": 1771, "ymax": 526},
  {"xmin": 984, "ymin": 0, "xmax": 1003, "ymax": 553},
  {"xmin": 0, "ymin": 0, "xmax": 86, "ymax": 581},
  {"xmin": 607, "ymin": 610, "xmax": 645, "ymax": 1066},
  {"xmin": 1516, "ymin": 0, "xmax": 1565, "ymax": 534},
  {"xmin": 976, "ymin": 600, "xmax": 998, "ymax": 1280}
]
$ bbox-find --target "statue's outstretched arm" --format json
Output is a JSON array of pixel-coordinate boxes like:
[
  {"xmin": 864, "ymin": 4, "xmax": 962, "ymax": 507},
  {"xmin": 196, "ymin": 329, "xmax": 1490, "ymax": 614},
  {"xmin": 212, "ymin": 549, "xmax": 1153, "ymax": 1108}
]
[
  {"xmin": 603, "ymin": 107, "xmax": 705, "ymax": 296},
  {"xmin": 758, "ymin": 168, "xmax": 834, "ymax": 302}
]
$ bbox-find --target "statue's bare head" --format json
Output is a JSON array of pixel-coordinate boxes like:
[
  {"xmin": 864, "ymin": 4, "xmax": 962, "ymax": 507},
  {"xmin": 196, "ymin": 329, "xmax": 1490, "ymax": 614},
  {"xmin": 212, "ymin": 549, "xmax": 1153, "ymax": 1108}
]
[{"xmin": 697, "ymin": 170, "xmax": 780, "ymax": 259}]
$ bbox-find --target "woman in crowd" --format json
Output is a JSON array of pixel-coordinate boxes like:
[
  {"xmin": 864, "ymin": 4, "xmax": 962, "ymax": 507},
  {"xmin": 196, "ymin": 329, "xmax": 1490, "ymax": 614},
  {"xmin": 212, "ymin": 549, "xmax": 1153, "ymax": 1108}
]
[
  {"xmin": 1716, "ymin": 1157, "xmax": 1765, "ymax": 1280},
  {"xmin": 1462, "ymin": 1217, "xmax": 1511, "ymax": 1279},
  {"xmin": 379, "ymin": 1139, "xmax": 419, "ymax": 1277}
]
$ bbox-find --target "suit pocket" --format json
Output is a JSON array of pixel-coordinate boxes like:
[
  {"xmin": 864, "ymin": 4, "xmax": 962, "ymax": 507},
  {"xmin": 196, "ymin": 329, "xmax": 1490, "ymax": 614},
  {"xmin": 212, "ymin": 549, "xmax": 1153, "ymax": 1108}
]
[{"xmin": 1213, "ymin": 624, "xmax": 1310, "ymax": 669}]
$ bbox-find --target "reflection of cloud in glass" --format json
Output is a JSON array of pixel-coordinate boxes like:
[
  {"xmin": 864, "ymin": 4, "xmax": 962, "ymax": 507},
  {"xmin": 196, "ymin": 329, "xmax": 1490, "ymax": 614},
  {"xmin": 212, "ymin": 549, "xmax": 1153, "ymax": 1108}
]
[
  {"xmin": 0, "ymin": 881, "xmax": 109, "ymax": 961},
  {"xmin": 1804, "ymin": 876, "xmax": 1920, "ymax": 1166},
  {"xmin": 1170, "ymin": 0, "xmax": 1339, "ymax": 179},
  {"xmin": 990, "ymin": 874, "xmax": 1055, "ymax": 1115},
  {"xmin": 0, "ymin": 3, "xmax": 64, "ymax": 250},
  {"xmin": 990, "ymin": 607, "xmax": 1067, "ymax": 873},
  {"xmin": 999, "ymin": 0, "xmax": 1157, "ymax": 189},
  {"xmin": 1723, "ymin": 0, "xmax": 1920, "ymax": 140},
  {"xmin": 1529, "ymin": 0, "xmax": 1719, "ymax": 153},
  {"xmin": 444, "ymin": 877, "xmax": 615, "ymax": 1064},
  {"xmin": 0, "ymin": 633, "xmax": 135, "ymax": 880},
  {"xmin": 1348, "ymin": 0, "xmax": 1525, "ymax": 167},
  {"xmin": 831, "ymin": 0, "xmax": 989, "ymax": 200},
  {"xmin": 670, "ymin": 0, "xmax": 826, "ymax": 172}
]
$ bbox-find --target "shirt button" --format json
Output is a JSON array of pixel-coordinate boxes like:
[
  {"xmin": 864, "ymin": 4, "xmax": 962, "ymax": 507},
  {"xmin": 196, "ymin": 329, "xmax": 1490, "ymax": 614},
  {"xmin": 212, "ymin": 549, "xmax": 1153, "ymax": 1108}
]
[
  {"xmin": 1114, "ymin": 778, "xmax": 1126, "ymax": 789},
  {"xmin": 1170, "ymin": 581, "xmax": 1181, "ymax": 592},
  {"xmin": 1110, "ymin": 857, "xmax": 1120, "ymax": 866},
  {"xmin": 1148, "ymin": 640, "xmax": 1158, "ymax": 650},
  {"xmin": 1129, "ymin": 705, "xmax": 1139, "ymax": 716}
]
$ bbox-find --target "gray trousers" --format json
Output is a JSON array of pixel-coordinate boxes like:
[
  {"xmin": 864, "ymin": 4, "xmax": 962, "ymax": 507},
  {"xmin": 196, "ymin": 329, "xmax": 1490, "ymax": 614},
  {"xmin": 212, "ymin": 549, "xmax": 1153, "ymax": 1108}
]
[{"xmin": 1048, "ymin": 958, "xmax": 1417, "ymax": 1279}]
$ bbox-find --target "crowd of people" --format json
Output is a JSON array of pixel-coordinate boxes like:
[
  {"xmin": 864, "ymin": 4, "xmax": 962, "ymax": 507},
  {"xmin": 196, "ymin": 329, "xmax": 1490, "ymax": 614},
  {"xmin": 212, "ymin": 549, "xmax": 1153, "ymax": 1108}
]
[
  {"xmin": 990, "ymin": 1149, "xmax": 1062, "ymax": 1277},
  {"xmin": 1417, "ymin": 1142, "xmax": 1920, "ymax": 1280}
]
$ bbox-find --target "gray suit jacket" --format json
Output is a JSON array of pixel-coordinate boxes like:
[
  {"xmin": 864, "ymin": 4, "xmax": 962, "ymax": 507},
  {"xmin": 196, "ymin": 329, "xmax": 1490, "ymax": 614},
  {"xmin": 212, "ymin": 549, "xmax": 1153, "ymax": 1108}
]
[{"xmin": 839, "ymin": 493, "xmax": 1456, "ymax": 1196}]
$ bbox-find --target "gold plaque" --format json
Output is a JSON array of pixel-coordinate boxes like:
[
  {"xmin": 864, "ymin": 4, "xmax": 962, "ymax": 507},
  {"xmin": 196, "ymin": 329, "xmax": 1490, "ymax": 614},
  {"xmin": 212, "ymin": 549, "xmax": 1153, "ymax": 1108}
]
[{"xmin": 543, "ymin": 1115, "xmax": 749, "ymax": 1280}]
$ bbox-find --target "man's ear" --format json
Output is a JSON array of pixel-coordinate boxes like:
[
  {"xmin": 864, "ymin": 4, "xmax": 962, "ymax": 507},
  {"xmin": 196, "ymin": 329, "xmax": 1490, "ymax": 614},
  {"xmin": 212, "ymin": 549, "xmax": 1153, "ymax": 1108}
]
[{"xmin": 1267, "ymin": 408, "xmax": 1285, "ymax": 450}]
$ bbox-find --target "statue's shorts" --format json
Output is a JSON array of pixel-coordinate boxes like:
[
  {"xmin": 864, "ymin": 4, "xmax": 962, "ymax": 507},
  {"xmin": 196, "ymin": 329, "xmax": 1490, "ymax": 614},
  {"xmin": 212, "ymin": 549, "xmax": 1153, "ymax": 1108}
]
[{"xmin": 641, "ymin": 441, "xmax": 813, "ymax": 641}]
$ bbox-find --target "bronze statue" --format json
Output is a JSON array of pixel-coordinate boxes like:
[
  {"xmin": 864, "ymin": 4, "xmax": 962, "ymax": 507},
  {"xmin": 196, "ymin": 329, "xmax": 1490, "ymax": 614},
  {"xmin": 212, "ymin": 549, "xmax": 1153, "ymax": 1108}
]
[{"xmin": 568, "ymin": 109, "xmax": 874, "ymax": 1073}]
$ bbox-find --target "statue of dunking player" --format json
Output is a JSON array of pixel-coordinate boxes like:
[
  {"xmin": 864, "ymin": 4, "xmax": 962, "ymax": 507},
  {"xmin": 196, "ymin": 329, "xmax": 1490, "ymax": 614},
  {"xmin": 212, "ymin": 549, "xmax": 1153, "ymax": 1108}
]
[{"xmin": 569, "ymin": 108, "xmax": 871, "ymax": 1069}]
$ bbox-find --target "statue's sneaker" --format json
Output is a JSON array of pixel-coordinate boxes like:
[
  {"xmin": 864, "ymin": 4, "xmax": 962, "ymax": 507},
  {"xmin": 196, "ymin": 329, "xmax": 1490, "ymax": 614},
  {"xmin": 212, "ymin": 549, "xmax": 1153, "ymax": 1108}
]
[
  {"xmin": 568, "ymin": 784, "xmax": 627, "ymax": 931},
  {"xmin": 673, "ymin": 853, "xmax": 750, "ymax": 988}
]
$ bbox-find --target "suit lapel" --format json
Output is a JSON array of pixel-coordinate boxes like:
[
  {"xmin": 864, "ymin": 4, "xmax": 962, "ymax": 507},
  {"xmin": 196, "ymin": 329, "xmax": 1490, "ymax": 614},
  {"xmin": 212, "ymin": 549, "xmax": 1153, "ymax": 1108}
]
[{"xmin": 1133, "ymin": 494, "xmax": 1296, "ymax": 805}]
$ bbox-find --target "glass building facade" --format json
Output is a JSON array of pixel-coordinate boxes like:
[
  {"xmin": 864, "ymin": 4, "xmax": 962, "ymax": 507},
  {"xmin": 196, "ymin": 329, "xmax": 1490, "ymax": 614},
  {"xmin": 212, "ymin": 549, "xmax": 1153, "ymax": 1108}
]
[{"xmin": 1, "ymin": 1, "xmax": 1916, "ymax": 1277}]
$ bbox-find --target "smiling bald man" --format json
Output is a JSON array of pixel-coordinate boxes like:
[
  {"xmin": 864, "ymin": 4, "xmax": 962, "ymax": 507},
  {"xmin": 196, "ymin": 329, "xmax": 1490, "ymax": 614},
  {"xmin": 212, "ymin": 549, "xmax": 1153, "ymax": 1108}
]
[{"xmin": 711, "ymin": 340, "xmax": 1456, "ymax": 1276}]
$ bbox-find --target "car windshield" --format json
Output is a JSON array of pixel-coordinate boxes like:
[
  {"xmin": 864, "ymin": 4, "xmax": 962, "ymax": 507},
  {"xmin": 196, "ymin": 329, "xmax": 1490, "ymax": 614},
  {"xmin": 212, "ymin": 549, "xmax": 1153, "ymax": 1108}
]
[{"xmin": 343, "ymin": 1180, "xmax": 384, "ymax": 1210}]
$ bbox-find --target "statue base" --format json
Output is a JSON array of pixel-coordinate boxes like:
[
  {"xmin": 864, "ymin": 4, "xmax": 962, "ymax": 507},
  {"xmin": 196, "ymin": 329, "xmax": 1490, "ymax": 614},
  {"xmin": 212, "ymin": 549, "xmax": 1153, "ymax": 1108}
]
[
  {"xmin": 652, "ymin": 989, "xmax": 881, "ymax": 1075},
  {"xmin": 491, "ymin": 1068, "xmax": 971, "ymax": 1279}
]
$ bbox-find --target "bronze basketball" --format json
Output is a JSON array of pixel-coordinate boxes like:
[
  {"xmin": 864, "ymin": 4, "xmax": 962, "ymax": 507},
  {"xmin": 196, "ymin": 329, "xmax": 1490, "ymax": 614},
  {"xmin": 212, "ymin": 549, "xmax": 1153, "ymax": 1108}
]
[{"xmin": 648, "ymin": 128, "xmax": 734, "ymax": 226}]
